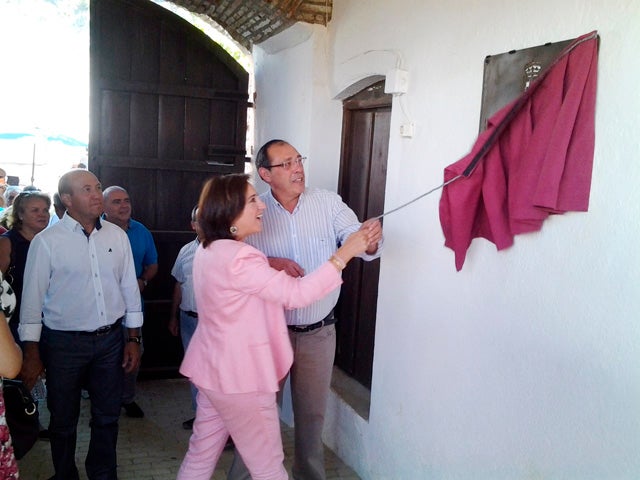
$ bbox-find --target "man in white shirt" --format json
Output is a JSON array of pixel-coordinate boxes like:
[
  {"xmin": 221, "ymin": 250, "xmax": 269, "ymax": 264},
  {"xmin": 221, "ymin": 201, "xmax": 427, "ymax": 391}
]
[{"xmin": 19, "ymin": 169, "xmax": 143, "ymax": 480}]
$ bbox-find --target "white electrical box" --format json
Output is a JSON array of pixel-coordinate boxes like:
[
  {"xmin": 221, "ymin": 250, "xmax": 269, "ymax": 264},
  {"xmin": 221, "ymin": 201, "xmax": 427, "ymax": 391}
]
[
  {"xmin": 400, "ymin": 123, "xmax": 414, "ymax": 137},
  {"xmin": 385, "ymin": 68, "xmax": 409, "ymax": 94}
]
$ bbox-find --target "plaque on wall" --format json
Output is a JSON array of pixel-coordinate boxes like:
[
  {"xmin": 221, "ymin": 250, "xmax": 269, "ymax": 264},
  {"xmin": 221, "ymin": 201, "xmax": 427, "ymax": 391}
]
[{"xmin": 479, "ymin": 37, "xmax": 575, "ymax": 132}]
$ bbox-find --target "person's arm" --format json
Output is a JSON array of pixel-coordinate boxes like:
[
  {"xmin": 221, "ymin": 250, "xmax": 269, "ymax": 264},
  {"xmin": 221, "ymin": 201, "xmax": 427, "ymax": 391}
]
[
  {"xmin": 0, "ymin": 313, "xmax": 21, "ymax": 378},
  {"xmin": 119, "ymin": 233, "xmax": 143, "ymax": 373},
  {"xmin": 358, "ymin": 218, "xmax": 383, "ymax": 255},
  {"xmin": 19, "ymin": 341, "xmax": 43, "ymax": 389},
  {"xmin": 228, "ymin": 229, "xmax": 373, "ymax": 310},
  {"xmin": 168, "ymin": 281, "xmax": 181, "ymax": 337},
  {"xmin": 333, "ymin": 194, "xmax": 383, "ymax": 261},
  {"xmin": 0, "ymin": 236, "xmax": 11, "ymax": 275},
  {"xmin": 138, "ymin": 229, "xmax": 159, "ymax": 291},
  {"xmin": 267, "ymin": 257, "xmax": 305, "ymax": 278},
  {"xmin": 334, "ymin": 228, "xmax": 373, "ymax": 267},
  {"xmin": 137, "ymin": 263, "xmax": 158, "ymax": 292},
  {"xmin": 18, "ymin": 235, "xmax": 48, "ymax": 389}
]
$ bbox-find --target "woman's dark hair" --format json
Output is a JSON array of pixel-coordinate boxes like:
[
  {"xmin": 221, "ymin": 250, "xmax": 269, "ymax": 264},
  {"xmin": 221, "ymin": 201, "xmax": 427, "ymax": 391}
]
[
  {"xmin": 198, "ymin": 174, "xmax": 249, "ymax": 248},
  {"xmin": 9, "ymin": 191, "xmax": 51, "ymax": 230}
]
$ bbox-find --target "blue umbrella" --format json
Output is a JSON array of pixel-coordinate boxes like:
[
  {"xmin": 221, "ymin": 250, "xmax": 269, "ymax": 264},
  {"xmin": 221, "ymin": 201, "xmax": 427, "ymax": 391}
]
[{"xmin": 0, "ymin": 132, "xmax": 87, "ymax": 147}]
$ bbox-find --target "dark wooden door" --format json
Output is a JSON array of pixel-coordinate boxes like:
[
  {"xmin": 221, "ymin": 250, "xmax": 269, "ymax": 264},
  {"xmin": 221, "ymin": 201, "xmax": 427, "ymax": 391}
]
[
  {"xmin": 90, "ymin": 0, "xmax": 248, "ymax": 376},
  {"xmin": 335, "ymin": 81, "xmax": 390, "ymax": 388}
]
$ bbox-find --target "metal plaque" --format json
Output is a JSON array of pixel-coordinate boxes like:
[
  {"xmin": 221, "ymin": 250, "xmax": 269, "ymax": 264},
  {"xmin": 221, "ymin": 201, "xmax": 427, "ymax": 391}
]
[{"xmin": 479, "ymin": 37, "xmax": 575, "ymax": 132}]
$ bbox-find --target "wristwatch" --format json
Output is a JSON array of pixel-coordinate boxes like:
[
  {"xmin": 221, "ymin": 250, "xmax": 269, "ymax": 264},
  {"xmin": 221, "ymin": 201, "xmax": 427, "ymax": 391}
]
[{"xmin": 127, "ymin": 336, "xmax": 143, "ymax": 344}]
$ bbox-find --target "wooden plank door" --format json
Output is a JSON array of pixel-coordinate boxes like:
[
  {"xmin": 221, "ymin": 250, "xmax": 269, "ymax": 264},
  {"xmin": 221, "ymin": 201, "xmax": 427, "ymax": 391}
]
[
  {"xmin": 335, "ymin": 81, "xmax": 390, "ymax": 388},
  {"xmin": 90, "ymin": 0, "xmax": 248, "ymax": 375}
]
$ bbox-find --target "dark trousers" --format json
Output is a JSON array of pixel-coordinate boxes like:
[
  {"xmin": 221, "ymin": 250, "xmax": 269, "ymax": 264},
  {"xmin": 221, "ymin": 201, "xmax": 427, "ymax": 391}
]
[{"xmin": 41, "ymin": 325, "xmax": 124, "ymax": 480}]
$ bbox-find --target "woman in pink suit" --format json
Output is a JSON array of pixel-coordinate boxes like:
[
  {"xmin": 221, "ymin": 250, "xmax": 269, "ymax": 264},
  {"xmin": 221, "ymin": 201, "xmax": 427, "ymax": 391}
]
[{"xmin": 177, "ymin": 174, "xmax": 374, "ymax": 480}]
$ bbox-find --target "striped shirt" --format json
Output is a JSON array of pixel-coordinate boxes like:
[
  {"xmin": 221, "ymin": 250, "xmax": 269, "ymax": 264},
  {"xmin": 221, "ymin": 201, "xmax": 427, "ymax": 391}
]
[
  {"xmin": 171, "ymin": 238, "xmax": 199, "ymax": 313},
  {"xmin": 245, "ymin": 187, "xmax": 382, "ymax": 326}
]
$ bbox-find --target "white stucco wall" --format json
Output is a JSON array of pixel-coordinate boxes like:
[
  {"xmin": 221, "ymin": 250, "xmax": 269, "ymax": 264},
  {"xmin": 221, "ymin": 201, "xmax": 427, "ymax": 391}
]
[
  {"xmin": 252, "ymin": 23, "xmax": 342, "ymax": 193},
  {"xmin": 253, "ymin": 1, "xmax": 640, "ymax": 478}
]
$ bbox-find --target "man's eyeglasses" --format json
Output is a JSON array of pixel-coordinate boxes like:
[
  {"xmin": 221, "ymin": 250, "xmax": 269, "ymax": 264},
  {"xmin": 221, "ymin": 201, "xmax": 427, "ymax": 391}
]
[{"xmin": 264, "ymin": 156, "xmax": 306, "ymax": 171}]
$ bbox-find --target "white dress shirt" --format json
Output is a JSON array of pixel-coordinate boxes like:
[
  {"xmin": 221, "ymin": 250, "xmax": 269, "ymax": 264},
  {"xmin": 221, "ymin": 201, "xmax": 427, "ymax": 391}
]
[
  {"xmin": 19, "ymin": 213, "xmax": 143, "ymax": 342},
  {"xmin": 171, "ymin": 237, "xmax": 199, "ymax": 313}
]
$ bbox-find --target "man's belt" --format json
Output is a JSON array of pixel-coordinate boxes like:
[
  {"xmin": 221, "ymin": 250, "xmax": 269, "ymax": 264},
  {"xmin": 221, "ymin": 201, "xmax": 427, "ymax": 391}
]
[
  {"xmin": 287, "ymin": 312, "xmax": 336, "ymax": 333},
  {"xmin": 77, "ymin": 317, "xmax": 123, "ymax": 336}
]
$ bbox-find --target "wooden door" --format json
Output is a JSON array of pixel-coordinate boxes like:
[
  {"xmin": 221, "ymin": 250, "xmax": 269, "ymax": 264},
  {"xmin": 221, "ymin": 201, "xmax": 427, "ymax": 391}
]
[
  {"xmin": 335, "ymin": 81, "xmax": 390, "ymax": 388},
  {"xmin": 90, "ymin": 0, "xmax": 248, "ymax": 376}
]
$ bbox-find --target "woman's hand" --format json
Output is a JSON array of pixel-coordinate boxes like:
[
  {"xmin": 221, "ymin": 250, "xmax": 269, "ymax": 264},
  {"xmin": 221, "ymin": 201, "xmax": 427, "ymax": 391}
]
[
  {"xmin": 360, "ymin": 218, "xmax": 382, "ymax": 254},
  {"xmin": 335, "ymin": 229, "xmax": 372, "ymax": 264}
]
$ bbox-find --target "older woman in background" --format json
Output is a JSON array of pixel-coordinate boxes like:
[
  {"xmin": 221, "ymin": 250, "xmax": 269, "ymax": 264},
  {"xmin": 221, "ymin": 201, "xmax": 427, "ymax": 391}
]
[
  {"xmin": 3, "ymin": 187, "xmax": 21, "ymax": 209},
  {"xmin": 0, "ymin": 191, "xmax": 51, "ymax": 346},
  {"xmin": 177, "ymin": 174, "xmax": 375, "ymax": 480}
]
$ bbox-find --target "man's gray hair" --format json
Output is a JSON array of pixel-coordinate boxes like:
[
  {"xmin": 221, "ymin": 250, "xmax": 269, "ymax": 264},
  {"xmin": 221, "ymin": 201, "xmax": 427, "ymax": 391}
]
[{"xmin": 102, "ymin": 185, "xmax": 127, "ymax": 199}]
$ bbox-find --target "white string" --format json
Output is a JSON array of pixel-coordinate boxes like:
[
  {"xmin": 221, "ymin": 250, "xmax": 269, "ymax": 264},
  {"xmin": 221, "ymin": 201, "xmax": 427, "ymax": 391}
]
[{"xmin": 373, "ymin": 174, "xmax": 463, "ymax": 220}]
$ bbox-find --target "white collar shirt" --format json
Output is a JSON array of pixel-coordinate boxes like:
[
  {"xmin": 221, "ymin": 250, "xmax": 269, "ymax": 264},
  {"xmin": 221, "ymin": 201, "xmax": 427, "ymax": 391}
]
[{"xmin": 18, "ymin": 212, "xmax": 143, "ymax": 342}]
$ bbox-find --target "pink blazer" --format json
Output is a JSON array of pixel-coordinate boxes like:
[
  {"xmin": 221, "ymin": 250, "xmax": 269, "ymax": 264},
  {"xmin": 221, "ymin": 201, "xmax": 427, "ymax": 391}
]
[{"xmin": 180, "ymin": 239, "xmax": 342, "ymax": 394}]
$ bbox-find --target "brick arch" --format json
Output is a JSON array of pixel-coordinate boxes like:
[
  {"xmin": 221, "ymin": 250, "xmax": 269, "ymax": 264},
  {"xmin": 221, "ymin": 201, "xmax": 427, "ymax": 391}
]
[{"xmin": 169, "ymin": 0, "xmax": 333, "ymax": 50}]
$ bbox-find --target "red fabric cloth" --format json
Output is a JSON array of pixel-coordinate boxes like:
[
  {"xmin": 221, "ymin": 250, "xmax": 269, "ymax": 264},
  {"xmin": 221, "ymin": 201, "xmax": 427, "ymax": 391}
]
[{"xmin": 439, "ymin": 31, "xmax": 598, "ymax": 271}]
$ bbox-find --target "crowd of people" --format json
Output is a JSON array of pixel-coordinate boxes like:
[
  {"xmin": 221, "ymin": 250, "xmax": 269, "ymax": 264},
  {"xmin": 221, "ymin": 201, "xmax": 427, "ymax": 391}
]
[{"xmin": 0, "ymin": 138, "xmax": 383, "ymax": 480}]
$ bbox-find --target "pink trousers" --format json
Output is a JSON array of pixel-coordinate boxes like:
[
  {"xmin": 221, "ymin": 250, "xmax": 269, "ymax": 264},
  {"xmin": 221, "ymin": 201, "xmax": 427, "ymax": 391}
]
[{"xmin": 177, "ymin": 386, "xmax": 288, "ymax": 480}]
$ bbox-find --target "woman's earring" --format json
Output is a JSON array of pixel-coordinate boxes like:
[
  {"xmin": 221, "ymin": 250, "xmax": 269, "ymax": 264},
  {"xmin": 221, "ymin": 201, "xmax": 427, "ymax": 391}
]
[{"xmin": 230, "ymin": 225, "xmax": 238, "ymax": 235}]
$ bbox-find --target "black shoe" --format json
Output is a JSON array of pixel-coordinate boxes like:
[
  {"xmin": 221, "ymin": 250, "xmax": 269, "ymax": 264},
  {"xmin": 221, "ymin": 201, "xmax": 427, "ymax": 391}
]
[
  {"xmin": 122, "ymin": 401, "xmax": 144, "ymax": 418},
  {"xmin": 224, "ymin": 437, "xmax": 234, "ymax": 451},
  {"xmin": 182, "ymin": 417, "xmax": 195, "ymax": 430}
]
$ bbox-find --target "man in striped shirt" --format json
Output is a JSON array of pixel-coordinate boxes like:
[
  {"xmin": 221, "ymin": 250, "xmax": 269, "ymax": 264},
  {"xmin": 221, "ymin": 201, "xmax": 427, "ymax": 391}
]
[{"xmin": 229, "ymin": 139, "xmax": 383, "ymax": 480}]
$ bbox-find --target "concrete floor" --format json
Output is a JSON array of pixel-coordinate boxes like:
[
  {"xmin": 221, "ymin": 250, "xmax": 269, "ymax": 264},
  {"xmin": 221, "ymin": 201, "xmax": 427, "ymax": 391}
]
[{"xmin": 17, "ymin": 378, "xmax": 361, "ymax": 480}]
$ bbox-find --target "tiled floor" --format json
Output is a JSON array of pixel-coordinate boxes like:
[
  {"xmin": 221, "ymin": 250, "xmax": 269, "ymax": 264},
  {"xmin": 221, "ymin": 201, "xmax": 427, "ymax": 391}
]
[{"xmin": 17, "ymin": 378, "xmax": 361, "ymax": 480}]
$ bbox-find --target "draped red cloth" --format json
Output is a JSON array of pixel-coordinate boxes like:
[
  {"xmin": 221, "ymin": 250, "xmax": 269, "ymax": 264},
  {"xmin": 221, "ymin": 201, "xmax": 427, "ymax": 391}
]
[{"xmin": 439, "ymin": 31, "xmax": 599, "ymax": 271}]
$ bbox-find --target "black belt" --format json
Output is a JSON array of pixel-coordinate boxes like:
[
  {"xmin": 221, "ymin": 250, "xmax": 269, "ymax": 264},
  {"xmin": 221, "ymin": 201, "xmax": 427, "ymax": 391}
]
[
  {"xmin": 288, "ymin": 313, "xmax": 336, "ymax": 333},
  {"xmin": 183, "ymin": 310, "xmax": 198, "ymax": 318},
  {"xmin": 77, "ymin": 317, "xmax": 123, "ymax": 336}
]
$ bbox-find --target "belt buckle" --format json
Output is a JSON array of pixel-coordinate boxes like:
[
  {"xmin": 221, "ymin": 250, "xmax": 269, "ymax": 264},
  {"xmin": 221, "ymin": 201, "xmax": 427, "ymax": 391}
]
[
  {"xmin": 302, "ymin": 322, "xmax": 319, "ymax": 332},
  {"xmin": 95, "ymin": 325, "xmax": 110, "ymax": 336}
]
